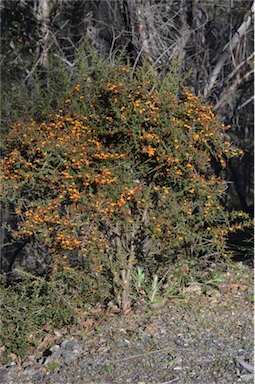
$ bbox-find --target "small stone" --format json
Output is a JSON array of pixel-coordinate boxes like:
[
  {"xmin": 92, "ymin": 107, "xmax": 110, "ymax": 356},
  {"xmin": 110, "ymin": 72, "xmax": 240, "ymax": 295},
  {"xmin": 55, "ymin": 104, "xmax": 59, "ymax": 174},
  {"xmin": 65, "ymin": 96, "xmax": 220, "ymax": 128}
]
[
  {"xmin": 61, "ymin": 349, "xmax": 78, "ymax": 363},
  {"xmin": 240, "ymin": 373, "xmax": 254, "ymax": 382},
  {"xmin": 22, "ymin": 360, "xmax": 31, "ymax": 369},
  {"xmin": 54, "ymin": 330, "xmax": 63, "ymax": 337},
  {"xmin": 9, "ymin": 353, "xmax": 18, "ymax": 362},
  {"xmin": 8, "ymin": 361, "xmax": 17, "ymax": 368},
  {"xmin": 206, "ymin": 288, "xmax": 221, "ymax": 298},
  {"xmin": 44, "ymin": 345, "xmax": 62, "ymax": 365},
  {"xmin": 219, "ymin": 285, "xmax": 229, "ymax": 294},
  {"xmin": 61, "ymin": 340, "xmax": 82, "ymax": 351},
  {"xmin": 236, "ymin": 359, "xmax": 254, "ymax": 372},
  {"xmin": 183, "ymin": 283, "xmax": 203, "ymax": 297},
  {"xmin": 0, "ymin": 346, "xmax": 5, "ymax": 356},
  {"xmin": 50, "ymin": 345, "xmax": 61, "ymax": 353}
]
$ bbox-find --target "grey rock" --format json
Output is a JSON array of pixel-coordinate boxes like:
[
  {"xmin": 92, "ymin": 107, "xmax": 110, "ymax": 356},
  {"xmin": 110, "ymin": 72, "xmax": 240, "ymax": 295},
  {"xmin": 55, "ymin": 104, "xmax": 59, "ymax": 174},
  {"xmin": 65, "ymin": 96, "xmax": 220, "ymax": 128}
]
[
  {"xmin": 236, "ymin": 358, "xmax": 254, "ymax": 372},
  {"xmin": 240, "ymin": 373, "xmax": 254, "ymax": 382},
  {"xmin": 61, "ymin": 340, "xmax": 82, "ymax": 351},
  {"xmin": 43, "ymin": 345, "xmax": 62, "ymax": 365},
  {"xmin": 50, "ymin": 345, "xmax": 61, "ymax": 353},
  {"xmin": 61, "ymin": 349, "xmax": 79, "ymax": 363}
]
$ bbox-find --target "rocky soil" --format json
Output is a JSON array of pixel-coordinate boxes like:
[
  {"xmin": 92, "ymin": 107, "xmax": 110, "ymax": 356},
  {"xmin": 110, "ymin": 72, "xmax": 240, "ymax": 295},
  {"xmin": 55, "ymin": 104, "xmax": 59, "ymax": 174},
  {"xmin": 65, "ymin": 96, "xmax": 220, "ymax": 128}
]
[{"xmin": 0, "ymin": 264, "xmax": 253, "ymax": 384}]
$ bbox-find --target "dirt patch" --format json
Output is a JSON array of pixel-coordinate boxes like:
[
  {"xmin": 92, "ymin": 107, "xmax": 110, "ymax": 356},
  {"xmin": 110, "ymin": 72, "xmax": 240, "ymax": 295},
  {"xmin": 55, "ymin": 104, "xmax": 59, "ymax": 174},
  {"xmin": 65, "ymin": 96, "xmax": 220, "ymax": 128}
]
[{"xmin": 0, "ymin": 264, "xmax": 253, "ymax": 384}]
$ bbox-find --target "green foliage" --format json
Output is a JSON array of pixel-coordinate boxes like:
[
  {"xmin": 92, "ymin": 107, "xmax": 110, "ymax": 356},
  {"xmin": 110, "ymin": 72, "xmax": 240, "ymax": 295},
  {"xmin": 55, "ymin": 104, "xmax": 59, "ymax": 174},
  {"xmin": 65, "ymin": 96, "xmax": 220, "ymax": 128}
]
[
  {"xmin": 134, "ymin": 266, "xmax": 146, "ymax": 290},
  {"xmin": 132, "ymin": 266, "xmax": 177, "ymax": 305},
  {"xmin": 0, "ymin": 267, "xmax": 107, "ymax": 361},
  {"xmin": 1, "ymin": 51, "xmax": 73, "ymax": 133},
  {"xmin": 147, "ymin": 274, "xmax": 159, "ymax": 303},
  {"xmin": 1, "ymin": 276, "xmax": 73, "ymax": 359}
]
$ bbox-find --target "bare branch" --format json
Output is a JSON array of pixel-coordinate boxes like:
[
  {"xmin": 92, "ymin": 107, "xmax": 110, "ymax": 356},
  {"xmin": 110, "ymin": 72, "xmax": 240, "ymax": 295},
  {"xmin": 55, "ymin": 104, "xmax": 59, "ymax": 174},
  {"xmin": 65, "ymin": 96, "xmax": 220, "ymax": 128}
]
[
  {"xmin": 237, "ymin": 95, "xmax": 254, "ymax": 112},
  {"xmin": 204, "ymin": 0, "xmax": 254, "ymax": 98},
  {"xmin": 213, "ymin": 69, "xmax": 254, "ymax": 112}
]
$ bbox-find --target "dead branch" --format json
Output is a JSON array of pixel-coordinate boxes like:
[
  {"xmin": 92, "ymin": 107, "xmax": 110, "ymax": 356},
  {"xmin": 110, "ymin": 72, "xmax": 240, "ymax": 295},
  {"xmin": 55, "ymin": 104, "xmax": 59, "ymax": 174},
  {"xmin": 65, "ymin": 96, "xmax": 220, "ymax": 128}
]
[{"xmin": 204, "ymin": 0, "xmax": 254, "ymax": 98}]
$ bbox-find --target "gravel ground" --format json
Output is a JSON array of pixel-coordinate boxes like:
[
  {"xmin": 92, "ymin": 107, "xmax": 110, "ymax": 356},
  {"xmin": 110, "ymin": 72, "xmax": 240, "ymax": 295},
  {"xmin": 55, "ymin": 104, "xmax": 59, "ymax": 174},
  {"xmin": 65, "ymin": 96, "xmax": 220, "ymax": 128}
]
[{"xmin": 0, "ymin": 265, "xmax": 253, "ymax": 384}]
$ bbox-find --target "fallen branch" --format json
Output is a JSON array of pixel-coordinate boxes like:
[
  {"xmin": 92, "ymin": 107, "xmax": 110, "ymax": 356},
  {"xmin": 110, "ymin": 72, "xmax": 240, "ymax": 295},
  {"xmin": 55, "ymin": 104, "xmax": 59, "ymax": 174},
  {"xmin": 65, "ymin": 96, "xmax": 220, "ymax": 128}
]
[{"xmin": 98, "ymin": 345, "xmax": 191, "ymax": 365}]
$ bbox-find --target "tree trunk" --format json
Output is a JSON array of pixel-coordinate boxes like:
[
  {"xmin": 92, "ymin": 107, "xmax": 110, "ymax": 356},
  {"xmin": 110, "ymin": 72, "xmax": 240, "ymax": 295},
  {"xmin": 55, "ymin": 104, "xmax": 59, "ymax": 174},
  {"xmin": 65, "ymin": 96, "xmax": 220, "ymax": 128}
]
[{"xmin": 34, "ymin": 0, "xmax": 50, "ymax": 76}]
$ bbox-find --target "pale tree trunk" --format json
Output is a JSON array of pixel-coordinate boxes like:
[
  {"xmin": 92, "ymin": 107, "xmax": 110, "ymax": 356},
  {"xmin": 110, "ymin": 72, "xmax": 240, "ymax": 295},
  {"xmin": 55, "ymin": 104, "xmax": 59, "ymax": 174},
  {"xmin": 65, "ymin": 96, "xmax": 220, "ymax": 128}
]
[
  {"xmin": 204, "ymin": 0, "xmax": 254, "ymax": 98},
  {"xmin": 135, "ymin": 0, "xmax": 155, "ymax": 66},
  {"xmin": 34, "ymin": 0, "xmax": 50, "ymax": 72}
]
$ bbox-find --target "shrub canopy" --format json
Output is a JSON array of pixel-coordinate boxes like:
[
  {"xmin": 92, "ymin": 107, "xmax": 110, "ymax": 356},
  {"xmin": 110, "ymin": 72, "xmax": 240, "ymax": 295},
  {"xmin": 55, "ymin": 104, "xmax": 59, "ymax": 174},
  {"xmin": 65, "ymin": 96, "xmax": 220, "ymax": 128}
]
[{"xmin": 1, "ymin": 62, "xmax": 250, "ymax": 287}]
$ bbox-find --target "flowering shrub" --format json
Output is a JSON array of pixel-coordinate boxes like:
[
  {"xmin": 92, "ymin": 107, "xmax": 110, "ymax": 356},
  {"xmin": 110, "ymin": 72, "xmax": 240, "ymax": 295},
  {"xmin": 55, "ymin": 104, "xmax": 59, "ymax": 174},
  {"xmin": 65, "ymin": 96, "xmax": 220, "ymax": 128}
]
[{"xmin": 1, "ymin": 62, "xmax": 251, "ymax": 310}]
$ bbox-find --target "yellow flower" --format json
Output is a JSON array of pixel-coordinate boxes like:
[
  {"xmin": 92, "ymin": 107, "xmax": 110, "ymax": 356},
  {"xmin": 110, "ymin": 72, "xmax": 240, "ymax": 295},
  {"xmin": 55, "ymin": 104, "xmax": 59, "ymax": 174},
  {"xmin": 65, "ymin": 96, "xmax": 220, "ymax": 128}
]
[
  {"xmin": 96, "ymin": 265, "xmax": 103, "ymax": 273},
  {"xmin": 142, "ymin": 145, "xmax": 156, "ymax": 157}
]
